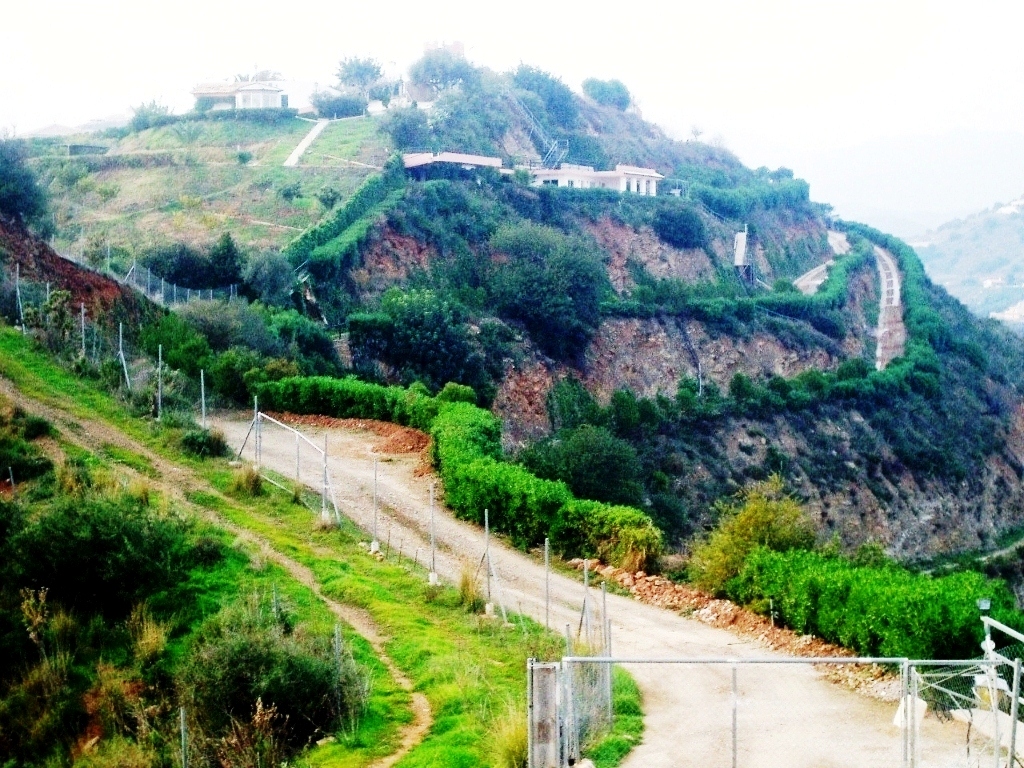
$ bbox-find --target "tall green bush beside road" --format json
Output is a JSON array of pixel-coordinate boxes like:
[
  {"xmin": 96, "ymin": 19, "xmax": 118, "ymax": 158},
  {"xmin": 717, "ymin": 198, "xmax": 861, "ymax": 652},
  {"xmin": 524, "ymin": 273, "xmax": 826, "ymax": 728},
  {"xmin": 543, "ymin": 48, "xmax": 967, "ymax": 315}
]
[{"xmin": 257, "ymin": 376, "xmax": 662, "ymax": 568}]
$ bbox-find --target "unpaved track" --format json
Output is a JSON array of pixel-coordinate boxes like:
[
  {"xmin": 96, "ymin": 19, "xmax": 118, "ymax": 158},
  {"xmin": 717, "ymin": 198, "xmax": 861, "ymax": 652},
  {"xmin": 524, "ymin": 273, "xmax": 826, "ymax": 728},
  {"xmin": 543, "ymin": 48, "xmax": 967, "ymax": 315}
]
[
  {"xmin": 217, "ymin": 415, "xmax": 973, "ymax": 767},
  {"xmin": 0, "ymin": 381, "xmax": 430, "ymax": 768},
  {"xmin": 875, "ymin": 245, "xmax": 907, "ymax": 370}
]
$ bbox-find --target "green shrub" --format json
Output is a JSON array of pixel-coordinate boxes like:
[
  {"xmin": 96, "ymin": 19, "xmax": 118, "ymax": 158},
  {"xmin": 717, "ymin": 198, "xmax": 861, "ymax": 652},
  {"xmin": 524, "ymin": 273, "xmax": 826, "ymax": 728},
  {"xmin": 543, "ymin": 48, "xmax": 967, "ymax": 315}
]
[
  {"xmin": 310, "ymin": 92, "xmax": 367, "ymax": 119},
  {"xmin": 729, "ymin": 548, "xmax": 1018, "ymax": 659},
  {"xmin": 180, "ymin": 428, "xmax": 228, "ymax": 458},
  {"xmin": 652, "ymin": 205, "xmax": 706, "ymax": 249},
  {"xmin": 688, "ymin": 477, "xmax": 815, "ymax": 594},
  {"xmin": 13, "ymin": 494, "xmax": 194, "ymax": 617},
  {"xmin": 258, "ymin": 377, "xmax": 662, "ymax": 568},
  {"xmin": 582, "ymin": 78, "xmax": 631, "ymax": 110},
  {"xmin": 0, "ymin": 139, "xmax": 48, "ymax": 227},
  {"xmin": 179, "ymin": 599, "xmax": 366, "ymax": 751}
]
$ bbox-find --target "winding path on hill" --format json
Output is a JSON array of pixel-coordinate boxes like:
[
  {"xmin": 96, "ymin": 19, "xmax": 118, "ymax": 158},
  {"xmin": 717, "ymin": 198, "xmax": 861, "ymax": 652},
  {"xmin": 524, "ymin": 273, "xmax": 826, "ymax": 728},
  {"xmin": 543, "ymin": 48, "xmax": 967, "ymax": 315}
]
[
  {"xmin": 214, "ymin": 414, "xmax": 972, "ymax": 768},
  {"xmin": 0, "ymin": 381, "xmax": 431, "ymax": 768},
  {"xmin": 875, "ymin": 245, "xmax": 907, "ymax": 370}
]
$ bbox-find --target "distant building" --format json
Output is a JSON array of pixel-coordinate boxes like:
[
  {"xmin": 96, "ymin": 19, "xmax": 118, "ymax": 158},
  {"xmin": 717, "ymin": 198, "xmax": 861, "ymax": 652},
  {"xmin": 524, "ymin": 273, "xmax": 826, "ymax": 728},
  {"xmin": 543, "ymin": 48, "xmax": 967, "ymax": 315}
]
[
  {"xmin": 191, "ymin": 81, "xmax": 287, "ymax": 111},
  {"xmin": 529, "ymin": 164, "xmax": 663, "ymax": 195},
  {"xmin": 402, "ymin": 152, "xmax": 503, "ymax": 180}
]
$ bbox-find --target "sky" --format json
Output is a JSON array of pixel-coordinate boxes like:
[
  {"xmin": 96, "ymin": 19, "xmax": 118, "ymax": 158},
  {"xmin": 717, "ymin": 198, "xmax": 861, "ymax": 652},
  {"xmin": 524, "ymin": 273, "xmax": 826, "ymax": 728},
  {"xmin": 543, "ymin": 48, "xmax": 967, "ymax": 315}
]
[{"xmin": 3, "ymin": 0, "xmax": 1024, "ymax": 236}]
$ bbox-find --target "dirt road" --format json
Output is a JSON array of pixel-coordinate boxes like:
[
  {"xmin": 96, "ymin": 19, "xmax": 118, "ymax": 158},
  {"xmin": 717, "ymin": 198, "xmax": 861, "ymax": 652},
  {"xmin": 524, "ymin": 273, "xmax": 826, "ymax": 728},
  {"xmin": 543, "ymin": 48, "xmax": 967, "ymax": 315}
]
[
  {"xmin": 216, "ymin": 415, "xmax": 972, "ymax": 767},
  {"xmin": 875, "ymin": 245, "xmax": 907, "ymax": 370}
]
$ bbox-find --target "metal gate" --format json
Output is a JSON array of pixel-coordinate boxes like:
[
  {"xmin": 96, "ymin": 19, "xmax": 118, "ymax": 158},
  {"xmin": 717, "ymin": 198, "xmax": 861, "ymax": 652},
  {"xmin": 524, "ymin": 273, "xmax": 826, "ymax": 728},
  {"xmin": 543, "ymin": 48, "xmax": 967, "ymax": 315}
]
[{"xmin": 528, "ymin": 652, "xmax": 1024, "ymax": 768}]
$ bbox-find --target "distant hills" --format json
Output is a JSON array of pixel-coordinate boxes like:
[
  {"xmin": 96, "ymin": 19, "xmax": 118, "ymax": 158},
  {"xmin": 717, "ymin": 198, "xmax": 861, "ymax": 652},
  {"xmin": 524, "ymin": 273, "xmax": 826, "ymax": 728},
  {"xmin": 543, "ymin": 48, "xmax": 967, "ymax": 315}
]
[{"xmin": 913, "ymin": 195, "xmax": 1024, "ymax": 322}]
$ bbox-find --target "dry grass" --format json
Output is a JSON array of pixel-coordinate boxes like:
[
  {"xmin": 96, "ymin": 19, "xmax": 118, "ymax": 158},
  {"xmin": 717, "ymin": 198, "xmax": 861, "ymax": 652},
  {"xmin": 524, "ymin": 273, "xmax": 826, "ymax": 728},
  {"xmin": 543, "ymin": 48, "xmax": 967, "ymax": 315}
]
[
  {"xmin": 458, "ymin": 565, "xmax": 484, "ymax": 613},
  {"xmin": 128, "ymin": 604, "xmax": 167, "ymax": 663},
  {"xmin": 230, "ymin": 465, "xmax": 263, "ymax": 497},
  {"xmin": 490, "ymin": 700, "xmax": 528, "ymax": 768},
  {"xmin": 127, "ymin": 478, "xmax": 151, "ymax": 506}
]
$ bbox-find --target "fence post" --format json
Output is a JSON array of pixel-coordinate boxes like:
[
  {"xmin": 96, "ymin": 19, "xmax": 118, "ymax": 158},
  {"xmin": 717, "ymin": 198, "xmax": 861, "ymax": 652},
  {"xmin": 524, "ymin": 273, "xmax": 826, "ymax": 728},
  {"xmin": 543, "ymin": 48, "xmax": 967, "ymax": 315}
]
[
  {"xmin": 1011, "ymin": 657, "xmax": 1021, "ymax": 765},
  {"xmin": 200, "ymin": 370, "xmax": 206, "ymax": 429},
  {"xmin": 429, "ymin": 482, "xmax": 437, "ymax": 585},
  {"xmin": 485, "ymin": 508, "xmax": 492, "ymax": 606},
  {"xmin": 732, "ymin": 664, "xmax": 738, "ymax": 768},
  {"xmin": 901, "ymin": 661, "xmax": 909, "ymax": 768},
  {"xmin": 8, "ymin": 467, "xmax": 14, "ymax": 497},
  {"xmin": 118, "ymin": 322, "xmax": 131, "ymax": 391},
  {"xmin": 545, "ymin": 537, "xmax": 550, "ymax": 631},
  {"xmin": 16, "ymin": 263, "xmax": 24, "ymax": 334},
  {"xmin": 157, "ymin": 344, "xmax": 162, "ymax": 421},
  {"xmin": 321, "ymin": 432, "xmax": 329, "ymax": 523},
  {"xmin": 583, "ymin": 560, "xmax": 591, "ymax": 646},
  {"xmin": 295, "ymin": 430, "xmax": 300, "ymax": 481},
  {"xmin": 80, "ymin": 302, "xmax": 85, "ymax": 358},
  {"xmin": 254, "ymin": 396, "xmax": 260, "ymax": 468},
  {"xmin": 370, "ymin": 458, "xmax": 380, "ymax": 552},
  {"xmin": 527, "ymin": 658, "xmax": 534, "ymax": 768},
  {"xmin": 602, "ymin": 581, "xmax": 612, "ymax": 724},
  {"xmin": 180, "ymin": 706, "xmax": 188, "ymax": 768}
]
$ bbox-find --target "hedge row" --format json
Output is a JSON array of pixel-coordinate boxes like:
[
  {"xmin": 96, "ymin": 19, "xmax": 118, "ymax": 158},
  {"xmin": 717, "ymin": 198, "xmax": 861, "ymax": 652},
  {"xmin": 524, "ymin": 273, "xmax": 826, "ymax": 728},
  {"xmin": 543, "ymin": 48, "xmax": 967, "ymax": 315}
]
[
  {"xmin": 284, "ymin": 158, "xmax": 406, "ymax": 264},
  {"xmin": 728, "ymin": 548, "xmax": 1019, "ymax": 659},
  {"xmin": 257, "ymin": 376, "xmax": 662, "ymax": 569}
]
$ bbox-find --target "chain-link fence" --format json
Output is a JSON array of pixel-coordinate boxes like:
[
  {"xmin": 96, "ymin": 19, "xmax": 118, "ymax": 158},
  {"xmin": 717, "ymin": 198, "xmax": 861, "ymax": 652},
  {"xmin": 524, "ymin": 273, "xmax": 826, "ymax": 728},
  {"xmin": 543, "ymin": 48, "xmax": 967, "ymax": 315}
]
[{"xmin": 530, "ymin": 648, "xmax": 1024, "ymax": 768}]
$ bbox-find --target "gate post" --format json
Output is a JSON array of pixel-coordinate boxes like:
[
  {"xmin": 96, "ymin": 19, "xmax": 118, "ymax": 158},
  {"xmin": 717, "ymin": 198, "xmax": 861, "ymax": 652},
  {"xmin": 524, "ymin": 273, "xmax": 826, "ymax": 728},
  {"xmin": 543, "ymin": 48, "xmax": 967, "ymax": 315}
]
[{"xmin": 528, "ymin": 660, "xmax": 560, "ymax": 768}]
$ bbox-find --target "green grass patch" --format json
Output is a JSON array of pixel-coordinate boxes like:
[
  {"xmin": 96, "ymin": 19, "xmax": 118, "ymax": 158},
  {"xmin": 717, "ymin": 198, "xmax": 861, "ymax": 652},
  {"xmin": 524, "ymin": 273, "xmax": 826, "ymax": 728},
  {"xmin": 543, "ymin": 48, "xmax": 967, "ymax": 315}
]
[
  {"xmin": 585, "ymin": 668, "xmax": 644, "ymax": 768},
  {"xmin": 100, "ymin": 441, "xmax": 159, "ymax": 477}
]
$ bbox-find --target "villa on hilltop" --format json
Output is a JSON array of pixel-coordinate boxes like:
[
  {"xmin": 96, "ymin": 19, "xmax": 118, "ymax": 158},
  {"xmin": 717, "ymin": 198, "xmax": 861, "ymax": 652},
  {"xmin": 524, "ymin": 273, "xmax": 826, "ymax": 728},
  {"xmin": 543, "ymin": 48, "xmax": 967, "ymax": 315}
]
[{"xmin": 402, "ymin": 153, "xmax": 663, "ymax": 194}]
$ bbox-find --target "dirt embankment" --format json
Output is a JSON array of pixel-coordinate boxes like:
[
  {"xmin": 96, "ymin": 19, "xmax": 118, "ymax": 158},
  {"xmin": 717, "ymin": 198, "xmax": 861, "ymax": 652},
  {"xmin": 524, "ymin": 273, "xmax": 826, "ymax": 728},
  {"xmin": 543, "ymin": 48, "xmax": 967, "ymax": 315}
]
[
  {"xmin": 0, "ymin": 215, "xmax": 157, "ymax": 326},
  {"xmin": 351, "ymin": 229, "xmax": 435, "ymax": 301}
]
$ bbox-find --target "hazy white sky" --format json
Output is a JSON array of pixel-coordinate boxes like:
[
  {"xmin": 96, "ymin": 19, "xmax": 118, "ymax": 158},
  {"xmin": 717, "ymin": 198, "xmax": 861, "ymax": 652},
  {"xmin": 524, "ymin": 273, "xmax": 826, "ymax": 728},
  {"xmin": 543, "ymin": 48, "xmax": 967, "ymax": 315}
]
[{"xmin": 4, "ymin": 0, "xmax": 1024, "ymax": 235}]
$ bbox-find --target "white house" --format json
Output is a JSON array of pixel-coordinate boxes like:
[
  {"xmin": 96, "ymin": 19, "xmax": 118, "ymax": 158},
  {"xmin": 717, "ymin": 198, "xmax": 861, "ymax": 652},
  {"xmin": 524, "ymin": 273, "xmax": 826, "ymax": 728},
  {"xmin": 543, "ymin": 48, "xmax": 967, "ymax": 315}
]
[
  {"xmin": 191, "ymin": 81, "xmax": 288, "ymax": 111},
  {"xmin": 530, "ymin": 164, "xmax": 663, "ymax": 195}
]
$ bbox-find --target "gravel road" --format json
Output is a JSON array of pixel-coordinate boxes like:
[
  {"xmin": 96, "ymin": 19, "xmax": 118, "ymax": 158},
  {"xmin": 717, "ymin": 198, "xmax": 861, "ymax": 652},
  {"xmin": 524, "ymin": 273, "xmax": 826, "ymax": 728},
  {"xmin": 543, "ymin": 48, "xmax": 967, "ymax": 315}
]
[{"xmin": 214, "ymin": 414, "xmax": 974, "ymax": 767}]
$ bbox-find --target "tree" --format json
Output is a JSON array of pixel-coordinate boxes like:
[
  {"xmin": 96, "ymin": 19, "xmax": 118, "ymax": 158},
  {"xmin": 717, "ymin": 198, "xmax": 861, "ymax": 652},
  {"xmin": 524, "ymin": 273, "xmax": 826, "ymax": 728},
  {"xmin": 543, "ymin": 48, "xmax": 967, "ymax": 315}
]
[
  {"xmin": 582, "ymin": 78, "xmax": 631, "ymax": 110},
  {"xmin": 208, "ymin": 233, "xmax": 242, "ymax": 286},
  {"xmin": 512, "ymin": 66, "xmax": 578, "ymax": 128},
  {"xmin": 379, "ymin": 107, "xmax": 429, "ymax": 149},
  {"xmin": 0, "ymin": 140, "xmax": 47, "ymax": 227},
  {"xmin": 130, "ymin": 100, "xmax": 172, "ymax": 132},
  {"xmin": 520, "ymin": 425, "xmax": 643, "ymax": 506},
  {"xmin": 409, "ymin": 48, "xmax": 477, "ymax": 93},
  {"xmin": 242, "ymin": 251, "xmax": 294, "ymax": 306},
  {"xmin": 336, "ymin": 57, "xmax": 382, "ymax": 96}
]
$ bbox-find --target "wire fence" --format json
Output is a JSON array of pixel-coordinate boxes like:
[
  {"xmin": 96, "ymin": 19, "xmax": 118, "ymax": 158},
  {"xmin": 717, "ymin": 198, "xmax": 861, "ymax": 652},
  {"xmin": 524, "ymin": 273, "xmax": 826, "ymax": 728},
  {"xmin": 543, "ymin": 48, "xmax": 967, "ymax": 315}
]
[{"xmin": 56, "ymin": 249, "xmax": 238, "ymax": 307}]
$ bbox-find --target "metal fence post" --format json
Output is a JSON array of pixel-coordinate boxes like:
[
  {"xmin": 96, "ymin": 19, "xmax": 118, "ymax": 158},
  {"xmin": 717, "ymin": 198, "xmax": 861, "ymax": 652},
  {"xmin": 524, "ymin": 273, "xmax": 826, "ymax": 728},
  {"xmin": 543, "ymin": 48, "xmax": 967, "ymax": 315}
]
[
  {"xmin": 180, "ymin": 706, "xmax": 188, "ymax": 768},
  {"xmin": 527, "ymin": 658, "xmax": 534, "ymax": 768},
  {"xmin": 80, "ymin": 302, "xmax": 85, "ymax": 357},
  {"xmin": 295, "ymin": 430, "xmax": 300, "ymax": 481},
  {"xmin": 901, "ymin": 661, "xmax": 909, "ymax": 768},
  {"xmin": 200, "ymin": 370, "xmax": 206, "ymax": 429},
  {"xmin": 157, "ymin": 344, "xmax": 162, "ymax": 421},
  {"xmin": 732, "ymin": 663, "xmax": 738, "ymax": 768},
  {"xmin": 429, "ymin": 482, "xmax": 437, "ymax": 584},
  {"xmin": 370, "ymin": 458, "xmax": 380, "ymax": 552},
  {"xmin": 321, "ymin": 432, "xmax": 329, "ymax": 523},
  {"xmin": 544, "ymin": 537, "xmax": 550, "ymax": 631},
  {"xmin": 1011, "ymin": 657, "xmax": 1022, "ymax": 765}
]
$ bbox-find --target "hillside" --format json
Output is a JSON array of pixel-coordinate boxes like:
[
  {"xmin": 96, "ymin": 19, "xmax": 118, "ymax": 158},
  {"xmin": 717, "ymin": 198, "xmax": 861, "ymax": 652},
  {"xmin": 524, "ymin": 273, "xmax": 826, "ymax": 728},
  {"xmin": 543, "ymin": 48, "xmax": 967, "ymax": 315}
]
[
  {"xmin": 10, "ymin": 58, "xmax": 1024, "ymax": 565},
  {"xmin": 914, "ymin": 195, "xmax": 1024, "ymax": 320}
]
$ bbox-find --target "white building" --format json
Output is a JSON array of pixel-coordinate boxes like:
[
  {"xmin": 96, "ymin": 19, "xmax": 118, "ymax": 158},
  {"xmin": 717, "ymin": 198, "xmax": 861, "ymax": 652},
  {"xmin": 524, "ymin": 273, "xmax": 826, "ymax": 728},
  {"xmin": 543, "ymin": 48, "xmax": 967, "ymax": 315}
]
[{"xmin": 530, "ymin": 163, "xmax": 663, "ymax": 195}]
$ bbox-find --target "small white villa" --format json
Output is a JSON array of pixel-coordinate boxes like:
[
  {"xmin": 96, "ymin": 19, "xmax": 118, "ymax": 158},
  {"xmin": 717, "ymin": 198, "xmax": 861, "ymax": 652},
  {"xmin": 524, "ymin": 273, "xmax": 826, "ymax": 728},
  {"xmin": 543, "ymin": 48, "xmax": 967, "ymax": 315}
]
[
  {"xmin": 191, "ymin": 81, "xmax": 289, "ymax": 111},
  {"xmin": 531, "ymin": 164, "xmax": 663, "ymax": 195}
]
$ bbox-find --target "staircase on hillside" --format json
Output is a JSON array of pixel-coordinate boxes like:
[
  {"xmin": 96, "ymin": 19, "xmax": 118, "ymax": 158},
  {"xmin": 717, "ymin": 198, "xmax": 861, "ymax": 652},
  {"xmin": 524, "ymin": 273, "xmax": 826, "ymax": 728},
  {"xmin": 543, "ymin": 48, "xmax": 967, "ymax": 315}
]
[{"xmin": 504, "ymin": 91, "xmax": 568, "ymax": 168}]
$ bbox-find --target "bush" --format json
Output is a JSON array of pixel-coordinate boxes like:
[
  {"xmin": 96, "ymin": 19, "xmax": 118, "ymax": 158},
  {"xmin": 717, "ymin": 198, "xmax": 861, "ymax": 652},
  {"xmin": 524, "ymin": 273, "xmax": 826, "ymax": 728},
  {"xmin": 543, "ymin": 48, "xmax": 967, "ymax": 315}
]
[
  {"xmin": 582, "ymin": 78, "xmax": 631, "ymax": 110},
  {"xmin": 379, "ymin": 107, "xmax": 429, "ymax": 150},
  {"xmin": 257, "ymin": 376, "xmax": 662, "ymax": 568},
  {"xmin": 180, "ymin": 428, "xmax": 228, "ymax": 458},
  {"xmin": 688, "ymin": 476, "xmax": 815, "ymax": 594},
  {"xmin": 652, "ymin": 205, "xmax": 706, "ymax": 249},
  {"xmin": 0, "ymin": 139, "xmax": 47, "ymax": 227},
  {"xmin": 13, "ymin": 494, "xmax": 194, "ymax": 617},
  {"xmin": 729, "ymin": 548, "xmax": 1019, "ymax": 659},
  {"xmin": 310, "ymin": 92, "xmax": 367, "ymax": 119},
  {"xmin": 179, "ymin": 600, "xmax": 366, "ymax": 751}
]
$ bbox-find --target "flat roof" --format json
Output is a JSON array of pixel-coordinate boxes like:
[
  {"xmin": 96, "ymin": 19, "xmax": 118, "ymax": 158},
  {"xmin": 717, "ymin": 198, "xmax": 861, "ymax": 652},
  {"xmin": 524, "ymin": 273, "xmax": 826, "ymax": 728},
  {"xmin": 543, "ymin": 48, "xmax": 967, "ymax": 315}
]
[{"xmin": 403, "ymin": 152, "xmax": 503, "ymax": 169}]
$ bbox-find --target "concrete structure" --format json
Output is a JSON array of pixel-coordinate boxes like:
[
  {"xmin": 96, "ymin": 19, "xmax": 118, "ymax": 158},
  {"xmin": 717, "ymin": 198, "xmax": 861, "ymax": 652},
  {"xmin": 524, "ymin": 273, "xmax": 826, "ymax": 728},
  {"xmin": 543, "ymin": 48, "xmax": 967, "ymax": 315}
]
[
  {"xmin": 402, "ymin": 152, "xmax": 503, "ymax": 180},
  {"xmin": 530, "ymin": 163, "xmax": 663, "ymax": 195},
  {"xmin": 191, "ymin": 81, "xmax": 287, "ymax": 111}
]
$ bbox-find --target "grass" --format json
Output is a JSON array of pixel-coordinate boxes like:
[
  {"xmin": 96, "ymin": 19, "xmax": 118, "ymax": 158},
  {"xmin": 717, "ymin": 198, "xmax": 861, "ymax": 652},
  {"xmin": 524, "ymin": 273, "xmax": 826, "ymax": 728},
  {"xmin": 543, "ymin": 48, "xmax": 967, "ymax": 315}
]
[
  {"xmin": 100, "ymin": 441, "xmax": 159, "ymax": 477},
  {"xmin": 300, "ymin": 117, "xmax": 389, "ymax": 168},
  {"xmin": 29, "ymin": 120, "xmax": 377, "ymax": 255},
  {"xmin": 585, "ymin": 669, "xmax": 644, "ymax": 767},
  {"xmin": 0, "ymin": 326, "xmax": 643, "ymax": 766}
]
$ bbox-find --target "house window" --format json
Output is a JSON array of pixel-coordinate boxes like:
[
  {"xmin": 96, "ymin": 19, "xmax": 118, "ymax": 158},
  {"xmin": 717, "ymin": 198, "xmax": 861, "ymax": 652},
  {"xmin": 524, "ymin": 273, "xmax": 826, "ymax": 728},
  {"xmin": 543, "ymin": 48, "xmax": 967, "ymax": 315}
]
[
  {"xmin": 568, "ymin": 180, "xmax": 574, "ymax": 188},
  {"xmin": 281, "ymin": 95, "xmax": 288, "ymax": 108},
  {"xmin": 645, "ymin": 180, "xmax": 651, "ymax": 195},
  {"xmin": 542, "ymin": 179, "xmax": 558, "ymax": 186}
]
